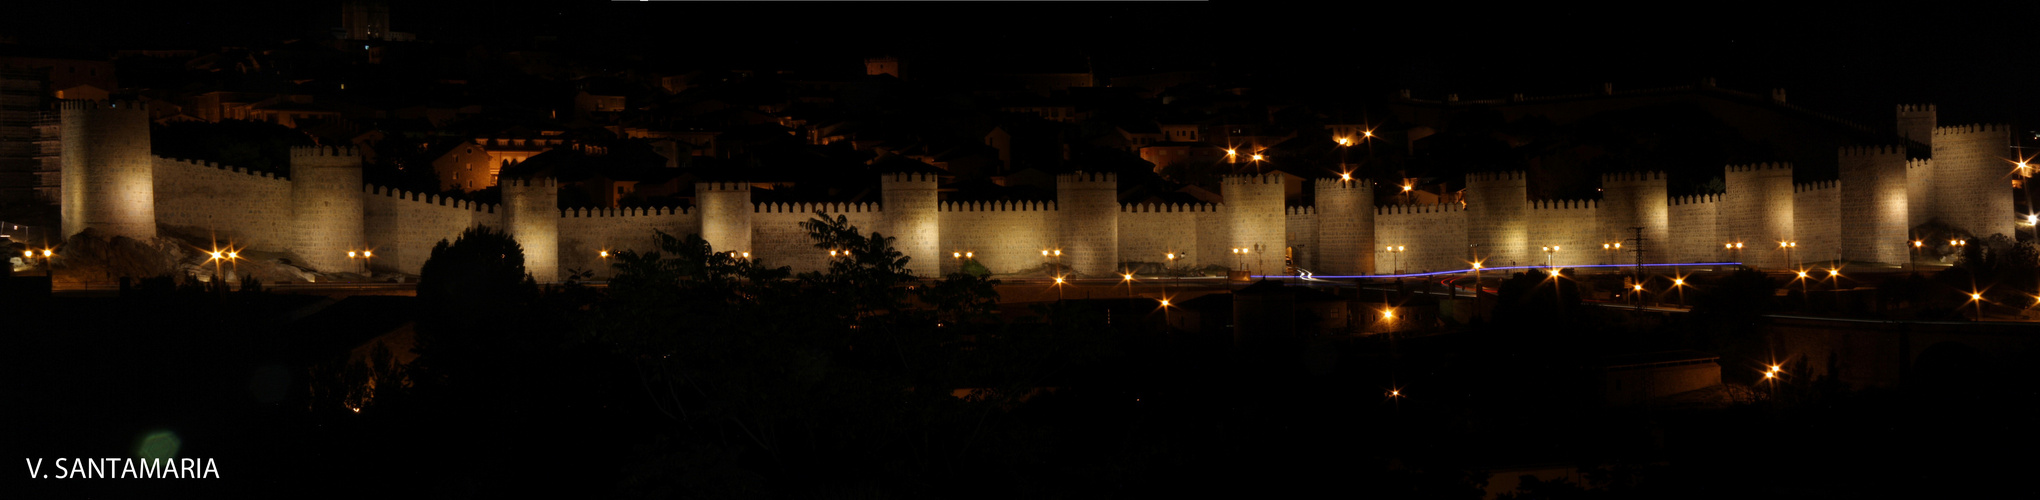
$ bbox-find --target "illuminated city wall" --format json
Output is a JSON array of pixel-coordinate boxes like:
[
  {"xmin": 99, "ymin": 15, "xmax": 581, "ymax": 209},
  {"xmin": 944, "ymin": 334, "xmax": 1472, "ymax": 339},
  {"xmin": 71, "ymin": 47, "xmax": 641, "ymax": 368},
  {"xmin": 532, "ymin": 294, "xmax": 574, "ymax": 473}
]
[
  {"xmin": 1114, "ymin": 203, "xmax": 1212, "ymax": 272},
  {"xmin": 1929, "ymin": 124, "xmax": 2015, "ymax": 240},
  {"xmin": 152, "ymin": 157, "xmax": 293, "ymax": 251},
  {"xmin": 62, "ymin": 100, "xmax": 155, "ymax": 240},
  {"xmin": 1599, "ymin": 171, "xmax": 1670, "ymax": 265},
  {"xmin": 554, "ymin": 206, "xmax": 698, "ymax": 277},
  {"xmin": 1838, "ymin": 146, "xmax": 1909, "ymax": 264},
  {"xmin": 1667, "ymin": 194, "xmax": 1721, "ymax": 263},
  {"xmin": 1224, "ymin": 174, "xmax": 1287, "ymax": 275},
  {"xmin": 1722, "ymin": 162, "xmax": 1796, "ymax": 269},
  {"xmin": 59, "ymin": 101, "xmax": 2026, "ymax": 282},
  {"xmin": 1793, "ymin": 180, "xmax": 1841, "ymax": 265},
  {"xmin": 1373, "ymin": 203, "xmax": 1468, "ymax": 273},
  {"xmin": 290, "ymin": 146, "xmax": 366, "ymax": 273},
  {"xmin": 361, "ymin": 185, "xmax": 495, "ymax": 276},
  {"xmin": 1313, "ymin": 177, "xmax": 1375, "ymax": 275},
  {"xmin": 1525, "ymin": 199, "xmax": 1602, "ymax": 268}
]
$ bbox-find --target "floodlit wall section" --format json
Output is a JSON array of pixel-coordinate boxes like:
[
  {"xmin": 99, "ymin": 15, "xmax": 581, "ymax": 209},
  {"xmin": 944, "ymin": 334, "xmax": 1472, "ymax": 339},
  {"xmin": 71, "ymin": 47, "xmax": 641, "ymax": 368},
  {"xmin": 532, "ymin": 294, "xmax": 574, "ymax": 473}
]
[
  {"xmin": 1667, "ymin": 194, "xmax": 1721, "ymax": 263},
  {"xmin": 1931, "ymin": 124, "xmax": 2015, "ymax": 240},
  {"xmin": 1793, "ymin": 181, "xmax": 1841, "ymax": 265},
  {"xmin": 555, "ymin": 206, "xmax": 698, "ymax": 277},
  {"xmin": 361, "ymin": 185, "xmax": 492, "ymax": 276},
  {"xmin": 62, "ymin": 100, "xmax": 155, "ymax": 240},
  {"xmin": 1722, "ymin": 163, "xmax": 1795, "ymax": 269},
  {"xmin": 152, "ymin": 157, "xmax": 292, "ymax": 251},
  {"xmin": 1373, "ymin": 203, "xmax": 1467, "ymax": 273},
  {"xmin": 1838, "ymin": 146, "xmax": 1909, "ymax": 265},
  {"xmin": 1114, "ymin": 203, "xmax": 1210, "ymax": 273},
  {"xmin": 749, "ymin": 203, "xmax": 875, "ymax": 275},
  {"xmin": 1224, "ymin": 174, "xmax": 1287, "ymax": 275},
  {"xmin": 1526, "ymin": 199, "xmax": 1601, "ymax": 268}
]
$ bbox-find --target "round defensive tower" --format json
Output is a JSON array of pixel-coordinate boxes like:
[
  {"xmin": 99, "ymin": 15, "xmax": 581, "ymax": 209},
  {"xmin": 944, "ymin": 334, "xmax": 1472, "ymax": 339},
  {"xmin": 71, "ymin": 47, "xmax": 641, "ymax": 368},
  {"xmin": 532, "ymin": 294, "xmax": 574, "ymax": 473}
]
[
  {"xmin": 1930, "ymin": 124, "xmax": 2015, "ymax": 240},
  {"xmin": 502, "ymin": 175, "xmax": 559, "ymax": 282},
  {"xmin": 289, "ymin": 145, "xmax": 366, "ymax": 273},
  {"xmin": 1599, "ymin": 171, "xmax": 1669, "ymax": 265},
  {"xmin": 1464, "ymin": 171, "xmax": 1528, "ymax": 269},
  {"xmin": 1056, "ymin": 171, "xmax": 1119, "ymax": 277},
  {"xmin": 1222, "ymin": 173, "xmax": 1286, "ymax": 275},
  {"xmin": 1837, "ymin": 145, "xmax": 1909, "ymax": 265},
  {"xmin": 695, "ymin": 181, "xmax": 753, "ymax": 256},
  {"xmin": 881, "ymin": 172, "xmax": 939, "ymax": 277},
  {"xmin": 60, "ymin": 99, "xmax": 155, "ymax": 240},
  {"xmin": 1313, "ymin": 176, "xmax": 1374, "ymax": 275},
  {"xmin": 1723, "ymin": 163, "xmax": 1795, "ymax": 269}
]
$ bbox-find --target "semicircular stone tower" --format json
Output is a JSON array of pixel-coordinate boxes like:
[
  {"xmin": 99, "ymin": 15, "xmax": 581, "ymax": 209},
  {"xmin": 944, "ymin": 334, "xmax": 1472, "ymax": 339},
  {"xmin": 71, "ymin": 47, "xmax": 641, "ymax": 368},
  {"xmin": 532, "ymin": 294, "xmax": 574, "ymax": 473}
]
[
  {"xmin": 1056, "ymin": 171, "xmax": 1119, "ymax": 277},
  {"xmin": 290, "ymin": 145, "xmax": 366, "ymax": 273},
  {"xmin": 60, "ymin": 99, "xmax": 155, "ymax": 240},
  {"xmin": 881, "ymin": 172, "xmax": 939, "ymax": 277},
  {"xmin": 695, "ymin": 180, "xmax": 753, "ymax": 255},
  {"xmin": 1222, "ymin": 173, "xmax": 1285, "ymax": 275},
  {"xmin": 1313, "ymin": 176, "xmax": 1375, "ymax": 275},
  {"xmin": 502, "ymin": 175, "xmax": 559, "ymax": 282}
]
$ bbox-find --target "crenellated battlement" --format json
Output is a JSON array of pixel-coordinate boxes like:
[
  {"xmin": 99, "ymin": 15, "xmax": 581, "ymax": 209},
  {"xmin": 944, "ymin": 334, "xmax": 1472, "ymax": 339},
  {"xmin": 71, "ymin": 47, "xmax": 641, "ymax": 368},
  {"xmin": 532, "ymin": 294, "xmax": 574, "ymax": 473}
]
[
  {"xmin": 1840, "ymin": 145, "xmax": 1906, "ymax": 157},
  {"xmin": 289, "ymin": 145, "xmax": 361, "ymax": 158},
  {"xmin": 1220, "ymin": 173, "xmax": 1285, "ymax": 186},
  {"xmin": 1907, "ymin": 158, "xmax": 1934, "ymax": 170},
  {"xmin": 1313, "ymin": 177, "xmax": 1370, "ymax": 191},
  {"xmin": 1726, "ymin": 162, "xmax": 1793, "ymax": 173},
  {"xmin": 1286, "ymin": 206, "xmax": 1316, "ymax": 216},
  {"xmin": 1118, "ymin": 202, "xmax": 1218, "ymax": 213},
  {"xmin": 1467, "ymin": 171, "xmax": 1527, "ymax": 183},
  {"xmin": 1932, "ymin": 123, "xmax": 2014, "ymax": 136},
  {"xmin": 1599, "ymin": 171, "xmax": 1664, "ymax": 183},
  {"xmin": 155, "ymin": 156, "xmax": 287, "ymax": 181},
  {"xmin": 1529, "ymin": 199, "xmax": 1599, "ymax": 210},
  {"xmin": 1056, "ymin": 171, "xmax": 1117, "ymax": 185},
  {"xmin": 880, "ymin": 172, "xmax": 939, "ymax": 185},
  {"xmin": 1794, "ymin": 180, "xmax": 1838, "ymax": 193},
  {"xmin": 1670, "ymin": 193, "xmax": 1722, "ymax": 205},
  {"xmin": 1376, "ymin": 202, "xmax": 1466, "ymax": 215},
  {"xmin": 695, "ymin": 181, "xmax": 750, "ymax": 192},
  {"xmin": 565, "ymin": 206, "xmax": 693, "ymax": 218},
  {"xmin": 58, "ymin": 99, "xmax": 146, "ymax": 111},
  {"xmin": 365, "ymin": 184, "xmax": 494, "ymax": 212},
  {"xmin": 760, "ymin": 202, "xmax": 878, "ymax": 213},
  {"xmin": 1897, "ymin": 104, "xmax": 1937, "ymax": 113}
]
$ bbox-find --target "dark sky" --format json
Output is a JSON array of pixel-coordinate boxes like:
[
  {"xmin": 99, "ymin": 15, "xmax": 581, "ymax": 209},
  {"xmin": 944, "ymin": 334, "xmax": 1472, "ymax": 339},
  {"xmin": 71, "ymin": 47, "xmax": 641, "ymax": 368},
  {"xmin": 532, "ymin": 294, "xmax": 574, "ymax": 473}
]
[{"xmin": 10, "ymin": 2, "xmax": 2040, "ymax": 124}]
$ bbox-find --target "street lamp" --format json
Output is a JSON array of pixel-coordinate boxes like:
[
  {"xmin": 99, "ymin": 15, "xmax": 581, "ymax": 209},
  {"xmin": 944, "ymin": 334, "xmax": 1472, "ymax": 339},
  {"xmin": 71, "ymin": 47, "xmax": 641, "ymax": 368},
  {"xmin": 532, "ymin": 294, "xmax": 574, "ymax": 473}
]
[
  {"xmin": 1384, "ymin": 245, "xmax": 1404, "ymax": 275},
  {"xmin": 1967, "ymin": 291, "xmax": 1986, "ymax": 320},
  {"xmin": 1541, "ymin": 245, "xmax": 1559, "ymax": 271}
]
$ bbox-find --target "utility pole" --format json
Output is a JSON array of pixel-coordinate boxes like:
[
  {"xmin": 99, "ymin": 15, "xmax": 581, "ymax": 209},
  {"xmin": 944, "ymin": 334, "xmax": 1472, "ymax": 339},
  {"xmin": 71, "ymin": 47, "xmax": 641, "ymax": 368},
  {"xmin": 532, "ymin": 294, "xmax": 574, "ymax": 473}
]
[{"xmin": 1628, "ymin": 226, "xmax": 1647, "ymax": 312}]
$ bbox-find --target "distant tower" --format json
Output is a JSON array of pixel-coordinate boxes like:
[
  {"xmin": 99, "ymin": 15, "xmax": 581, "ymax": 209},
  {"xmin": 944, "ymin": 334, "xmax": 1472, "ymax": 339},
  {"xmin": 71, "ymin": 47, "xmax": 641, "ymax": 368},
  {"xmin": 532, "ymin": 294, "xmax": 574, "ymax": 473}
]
[
  {"xmin": 881, "ymin": 172, "xmax": 939, "ymax": 277},
  {"xmin": 1313, "ymin": 176, "xmax": 1374, "ymax": 275},
  {"xmin": 1837, "ymin": 146, "xmax": 1908, "ymax": 264},
  {"xmin": 1598, "ymin": 171, "xmax": 1669, "ymax": 264},
  {"xmin": 59, "ymin": 99, "xmax": 154, "ymax": 240},
  {"xmin": 1723, "ymin": 163, "xmax": 1795, "ymax": 268},
  {"xmin": 1464, "ymin": 171, "xmax": 1528, "ymax": 269},
  {"xmin": 1056, "ymin": 171, "xmax": 1119, "ymax": 277},
  {"xmin": 341, "ymin": 0, "xmax": 391, "ymax": 41},
  {"xmin": 694, "ymin": 181, "xmax": 752, "ymax": 256},
  {"xmin": 864, "ymin": 56, "xmax": 903, "ymax": 79},
  {"xmin": 502, "ymin": 175, "xmax": 558, "ymax": 282},
  {"xmin": 1222, "ymin": 173, "xmax": 1285, "ymax": 275},
  {"xmin": 290, "ymin": 145, "xmax": 365, "ymax": 273},
  {"xmin": 1896, "ymin": 104, "xmax": 1937, "ymax": 149}
]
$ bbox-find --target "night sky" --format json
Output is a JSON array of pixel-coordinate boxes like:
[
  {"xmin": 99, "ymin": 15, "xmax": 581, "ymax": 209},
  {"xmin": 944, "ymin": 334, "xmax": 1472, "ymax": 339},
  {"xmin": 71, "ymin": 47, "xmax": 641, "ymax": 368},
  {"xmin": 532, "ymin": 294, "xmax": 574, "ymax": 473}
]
[{"xmin": 7, "ymin": 4, "xmax": 2040, "ymax": 124}]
